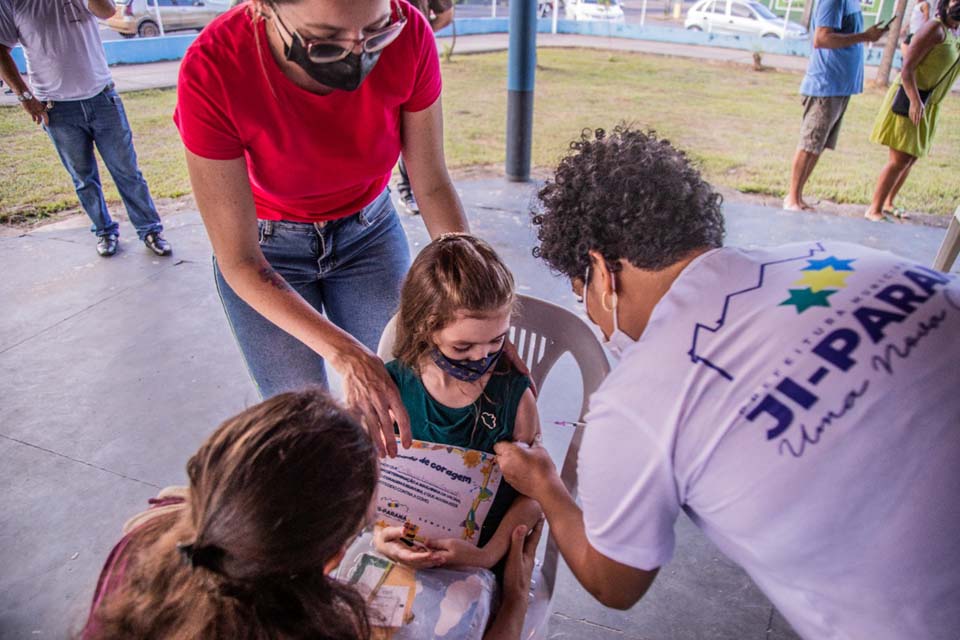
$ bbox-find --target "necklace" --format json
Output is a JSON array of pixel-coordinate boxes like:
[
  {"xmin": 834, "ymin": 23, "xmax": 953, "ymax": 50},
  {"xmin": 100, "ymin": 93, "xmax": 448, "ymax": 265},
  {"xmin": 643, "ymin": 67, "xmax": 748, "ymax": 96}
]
[{"xmin": 467, "ymin": 391, "xmax": 498, "ymax": 450}]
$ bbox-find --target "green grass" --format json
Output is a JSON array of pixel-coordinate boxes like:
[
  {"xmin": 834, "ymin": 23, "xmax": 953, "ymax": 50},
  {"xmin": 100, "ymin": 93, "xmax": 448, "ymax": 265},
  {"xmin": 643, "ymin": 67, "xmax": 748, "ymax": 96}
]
[{"xmin": 2, "ymin": 49, "xmax": 959, "ymax": 223}]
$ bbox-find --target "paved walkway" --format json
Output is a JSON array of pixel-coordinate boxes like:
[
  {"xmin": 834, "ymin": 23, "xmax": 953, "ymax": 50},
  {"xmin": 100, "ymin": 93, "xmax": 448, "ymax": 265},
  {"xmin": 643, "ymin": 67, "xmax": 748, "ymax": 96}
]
[
  {"xmin": 1, "ymin": 175, "xmax": 955, "ymax": 637},
  {"xmin": 6, "ymin": 32, "xmax": 955, "ymax": 107}
]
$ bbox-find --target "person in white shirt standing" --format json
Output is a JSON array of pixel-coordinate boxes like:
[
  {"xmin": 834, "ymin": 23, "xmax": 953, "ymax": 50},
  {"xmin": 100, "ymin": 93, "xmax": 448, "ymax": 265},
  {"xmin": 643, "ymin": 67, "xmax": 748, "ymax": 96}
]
[
  {"xmin": 902, "ymin": 0, "xmax": 932, "ymax": 58},
  {"xmin": 496, "ymin": 126, "xmax": 960, "ymax": 639},
  {"xmin": 0, "ymin": 0, "xmax": 171, "ymax": 258}
]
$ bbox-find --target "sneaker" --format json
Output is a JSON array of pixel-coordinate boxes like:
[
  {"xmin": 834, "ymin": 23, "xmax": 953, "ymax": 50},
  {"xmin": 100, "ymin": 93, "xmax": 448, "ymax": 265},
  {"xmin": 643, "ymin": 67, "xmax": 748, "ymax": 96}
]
[
  {"xmin": 144, "ymin": 232, "xmax": 172, "ymax": 257},
  {"xmin": 97, "ymin": 234, "xmax": 118, "ymax": 257},
  {"xmin": 399, "ymin": 189, "xmax": 420, "ymax": 216}
]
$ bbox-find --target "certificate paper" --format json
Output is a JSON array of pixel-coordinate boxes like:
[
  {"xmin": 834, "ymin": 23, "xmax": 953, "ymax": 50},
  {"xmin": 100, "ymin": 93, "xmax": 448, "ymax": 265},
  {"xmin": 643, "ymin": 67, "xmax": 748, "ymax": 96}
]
[{"xmin": 376, "ymin": 439, "xmax": 502, "ymax": 544}]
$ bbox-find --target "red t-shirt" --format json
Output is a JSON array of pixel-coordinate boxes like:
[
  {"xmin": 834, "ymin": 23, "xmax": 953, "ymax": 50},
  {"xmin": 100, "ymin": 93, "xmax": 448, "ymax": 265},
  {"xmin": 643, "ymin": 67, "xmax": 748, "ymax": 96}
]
[{"xmin": 173, "ymin": 2, "xmax": 441, "ymax": 223}]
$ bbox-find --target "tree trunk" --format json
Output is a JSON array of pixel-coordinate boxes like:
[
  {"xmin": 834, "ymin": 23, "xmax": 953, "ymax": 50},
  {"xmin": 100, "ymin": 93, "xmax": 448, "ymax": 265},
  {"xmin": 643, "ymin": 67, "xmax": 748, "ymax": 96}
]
[{"xmin": 876, "ymin": 0, "xmax": 910, "ymax": 88}]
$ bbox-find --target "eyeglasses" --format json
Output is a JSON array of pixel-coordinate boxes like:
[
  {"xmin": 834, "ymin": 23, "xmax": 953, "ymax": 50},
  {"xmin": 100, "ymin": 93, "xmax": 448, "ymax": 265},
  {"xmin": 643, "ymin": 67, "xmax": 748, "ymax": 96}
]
[{"xmin": 273, "ymin": 1, "xmax": 407, "ymax": 64}]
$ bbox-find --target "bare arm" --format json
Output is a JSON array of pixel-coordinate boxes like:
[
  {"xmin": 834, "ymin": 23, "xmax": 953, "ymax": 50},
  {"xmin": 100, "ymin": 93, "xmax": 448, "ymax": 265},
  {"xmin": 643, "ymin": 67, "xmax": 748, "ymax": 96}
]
[
  {"xmin": 901, "ymin": 19, "xmax": 945, "ymax": 98},
  {"xmin": 400, "ymin": 98, "xmax": 468, "ymax": 238},
  {"xmin": 431, "ymin": 7, "xmax": 454, "ymax": 31},
  {"xmin": 184, "ymin": 150, "xmax": 411, "ymax": 456},
  {"xmin": 483, "ymin": 520, "xmax": 544, "ymax": 640},
  {"xmin": 0, "ymin": 45, "xmax": 47, "ymax": 124},
  {"xmin": 512, "ymin": 388, "xmax": 540, "ymax": 444},
  {"xmin": 494, "ymin": 442, "xmax": 659, "ymax": 610},
  {"xmin": 87, "ymin": 0, "xmax": 117, "ymax": 20},
  {"xmin": 473, "ymin": 497, "xmax": 542, "ymax": 568},
  {"xmin": 0, "ymin": 45, "xmax": 26, "ymax": 93},
  {"xmin": 814, "ymin": 23, "xmax": 886, "ymax": 48},
  {"xmin": 901, "ymin": 19, "xmax": 945, "ymax": 125}
]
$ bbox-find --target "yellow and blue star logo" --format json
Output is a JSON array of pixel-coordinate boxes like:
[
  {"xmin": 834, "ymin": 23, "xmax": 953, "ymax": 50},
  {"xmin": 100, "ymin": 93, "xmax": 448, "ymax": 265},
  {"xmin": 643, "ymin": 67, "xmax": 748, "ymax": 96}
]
[
  {"xmin": 780, "ymin": 256, "xmax": 855, "ymax": 313},
  {"xmin": 801, "ymin": 256, "xmax": 856, "ymax": 272}
]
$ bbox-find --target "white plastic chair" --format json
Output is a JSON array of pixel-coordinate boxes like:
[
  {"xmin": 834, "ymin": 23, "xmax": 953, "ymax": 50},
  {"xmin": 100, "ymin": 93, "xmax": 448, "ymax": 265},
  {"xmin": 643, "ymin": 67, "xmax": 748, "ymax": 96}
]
[
  {"xmin": 932, "ymin": 205, "xmax": 960, "ymax": 272},
  {"xmin": 377, "ymin": 294, "xmax": 610, "ymax": 639}
]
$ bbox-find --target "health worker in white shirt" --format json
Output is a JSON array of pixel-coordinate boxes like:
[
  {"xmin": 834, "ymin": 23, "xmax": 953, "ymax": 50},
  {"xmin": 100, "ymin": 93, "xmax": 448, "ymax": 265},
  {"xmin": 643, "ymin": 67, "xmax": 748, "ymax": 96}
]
[{"xmin": 495, "ymin": 126, "xmax": 960, "ymax": 640}]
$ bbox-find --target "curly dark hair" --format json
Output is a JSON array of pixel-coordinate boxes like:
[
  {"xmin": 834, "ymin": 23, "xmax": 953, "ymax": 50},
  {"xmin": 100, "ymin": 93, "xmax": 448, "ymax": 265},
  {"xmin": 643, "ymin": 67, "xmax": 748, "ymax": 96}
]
[{"xmin": 532, "ymin": 126, "xmax": 725, "ymax": 280}]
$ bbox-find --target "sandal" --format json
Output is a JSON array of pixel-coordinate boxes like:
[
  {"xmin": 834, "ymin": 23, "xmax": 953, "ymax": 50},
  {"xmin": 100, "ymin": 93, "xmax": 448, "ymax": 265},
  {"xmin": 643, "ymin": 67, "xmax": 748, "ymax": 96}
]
[
  {"xmin": 864, "ymin": 211, "xmax": 893, "ymax": 223},
  {"xmin": 882, "ymin": 207, "xmax": 910, "ymax": 220}
]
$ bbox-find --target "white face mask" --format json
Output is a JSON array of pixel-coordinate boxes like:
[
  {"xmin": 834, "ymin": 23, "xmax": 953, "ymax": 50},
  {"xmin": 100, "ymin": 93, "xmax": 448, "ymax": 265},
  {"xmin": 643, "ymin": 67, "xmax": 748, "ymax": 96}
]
[{"xmin": 584, "ymin": 265, "xmax": 636, "ymax": 360}]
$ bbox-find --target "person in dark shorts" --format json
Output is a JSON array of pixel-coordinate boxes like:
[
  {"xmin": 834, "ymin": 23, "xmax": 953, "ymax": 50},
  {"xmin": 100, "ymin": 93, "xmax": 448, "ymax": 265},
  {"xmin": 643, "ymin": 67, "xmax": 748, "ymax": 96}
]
[{"xmin": 783, "ymin": 0, "xmax": 887, "ymax": 211}]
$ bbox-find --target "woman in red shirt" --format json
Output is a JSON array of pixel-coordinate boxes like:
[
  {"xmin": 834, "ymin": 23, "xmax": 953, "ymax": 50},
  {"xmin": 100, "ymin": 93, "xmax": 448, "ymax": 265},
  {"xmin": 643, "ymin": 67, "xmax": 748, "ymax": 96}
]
[{"xmin": 175, "ymin": 0, "xmax": 467, "ymax": 457}]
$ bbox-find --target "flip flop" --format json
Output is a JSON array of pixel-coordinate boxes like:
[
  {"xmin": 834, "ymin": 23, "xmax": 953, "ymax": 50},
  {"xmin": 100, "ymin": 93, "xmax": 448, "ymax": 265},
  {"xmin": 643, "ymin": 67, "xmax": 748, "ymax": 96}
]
[
  {"xmin": 865, "ymin": 212, "xmax": 893, "ymax": 223},
  {"xmin": 883, "ymin": 207, "xmax": 910, "ymax": 220},
  {"xmin": 782, "ymin": 199, "xmax": 811, "ymax": 212}
]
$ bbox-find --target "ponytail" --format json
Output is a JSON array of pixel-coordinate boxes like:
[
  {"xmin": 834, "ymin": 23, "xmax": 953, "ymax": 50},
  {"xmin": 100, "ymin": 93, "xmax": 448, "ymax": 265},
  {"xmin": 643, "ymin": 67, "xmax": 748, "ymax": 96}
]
[{"xmin": 83, "ymin": 390, "xmax": 376, "ymax": 639}]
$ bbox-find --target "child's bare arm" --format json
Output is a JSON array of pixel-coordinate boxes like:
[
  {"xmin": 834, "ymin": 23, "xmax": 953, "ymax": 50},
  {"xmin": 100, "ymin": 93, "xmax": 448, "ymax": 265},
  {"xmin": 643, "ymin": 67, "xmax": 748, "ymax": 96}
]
[
  {"xmin": 476, "ymin": 496, "xmax": 542, "ymax": 568},
  {"xmin": 433, "ymin": 497, "xmax": 541, "ymax": 568},
  {"xmin": 512, "ymin": 388, "xmax": 540, "ymax": 445}
]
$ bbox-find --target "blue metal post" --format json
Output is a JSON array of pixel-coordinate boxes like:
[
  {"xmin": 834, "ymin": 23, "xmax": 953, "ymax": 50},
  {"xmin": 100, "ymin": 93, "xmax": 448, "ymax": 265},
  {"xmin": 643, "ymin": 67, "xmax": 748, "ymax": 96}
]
[{"xmin": 506, "ymin": 0, "xmax": 537, "ymax": 182}]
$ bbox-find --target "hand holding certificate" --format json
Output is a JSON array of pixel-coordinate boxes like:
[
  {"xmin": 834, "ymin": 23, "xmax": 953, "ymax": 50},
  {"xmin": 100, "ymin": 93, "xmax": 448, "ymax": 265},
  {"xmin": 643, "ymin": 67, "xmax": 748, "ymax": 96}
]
[
  {"xmin": 343, "ymin": 439, "xmax": 504, "ymax": 639},
  {"xmin": 375, "ymin": 439, "xmax": 503, "ymax": 544}
]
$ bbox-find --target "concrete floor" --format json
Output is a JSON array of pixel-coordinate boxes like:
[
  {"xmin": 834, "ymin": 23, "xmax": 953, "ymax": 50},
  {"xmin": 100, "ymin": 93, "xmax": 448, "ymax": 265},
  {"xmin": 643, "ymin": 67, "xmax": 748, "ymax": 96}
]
[{"xmin": 0, "ymin": 178, "xmax": 954, "ymax": 638}]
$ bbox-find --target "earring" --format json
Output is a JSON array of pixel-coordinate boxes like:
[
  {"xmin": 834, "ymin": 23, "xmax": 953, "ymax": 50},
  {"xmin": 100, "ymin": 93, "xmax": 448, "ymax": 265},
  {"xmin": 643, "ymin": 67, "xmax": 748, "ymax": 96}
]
[{"xmin": 601, "ymin": 291, "xmax": 614, "ymax": 312}]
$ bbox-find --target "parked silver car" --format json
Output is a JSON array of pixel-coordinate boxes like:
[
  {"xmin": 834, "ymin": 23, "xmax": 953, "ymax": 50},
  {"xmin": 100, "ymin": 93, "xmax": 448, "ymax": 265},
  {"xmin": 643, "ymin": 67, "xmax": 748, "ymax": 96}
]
[
  {"xmin": 104, "ymin": 0, "xmax": 232, "ymax": 38},
  {"xmin": 685, "ymin": 0, "xmax": 807, "ymax": 39}
]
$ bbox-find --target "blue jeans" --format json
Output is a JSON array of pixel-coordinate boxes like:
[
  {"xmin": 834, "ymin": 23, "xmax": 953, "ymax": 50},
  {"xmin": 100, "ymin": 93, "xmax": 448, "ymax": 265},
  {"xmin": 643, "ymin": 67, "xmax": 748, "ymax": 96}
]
[
  {"xmin": 214, "ymin": 189, "xmax": 411, "ymax": 399},
  {"xmin": 44, "ymin": 86, "xmax": 163, "ymax": 240}
]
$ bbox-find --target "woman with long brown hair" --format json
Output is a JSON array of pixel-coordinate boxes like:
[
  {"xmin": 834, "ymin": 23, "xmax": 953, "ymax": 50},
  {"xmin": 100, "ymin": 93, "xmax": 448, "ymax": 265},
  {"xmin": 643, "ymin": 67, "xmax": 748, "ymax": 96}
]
[
  {"xmin": 80, "ymin": 389, "xmax": 540, "ymax": 639},
  {"xmin": 81, "ymin": 390, "xmax": 379, "ymax": 638}
]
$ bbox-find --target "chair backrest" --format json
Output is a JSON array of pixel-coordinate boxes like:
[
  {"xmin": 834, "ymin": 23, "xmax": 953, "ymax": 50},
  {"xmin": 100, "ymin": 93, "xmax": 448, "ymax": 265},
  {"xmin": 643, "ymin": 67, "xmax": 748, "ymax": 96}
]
[
  {"xmin": 931, "ymin": 204, "xmax": 960, "ymax": 272},
  {"xmin": 377, "ymin": 294, "xmax": 610, "ymax": 597}
]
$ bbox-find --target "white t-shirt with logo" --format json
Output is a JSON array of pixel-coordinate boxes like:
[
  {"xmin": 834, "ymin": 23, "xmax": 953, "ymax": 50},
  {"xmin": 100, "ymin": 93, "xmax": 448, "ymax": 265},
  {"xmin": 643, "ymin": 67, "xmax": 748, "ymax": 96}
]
[
  {"xmin": 579, "ymin": 241, "xmax": 960, "ymax": 640},
  {"xmin": 0, "ymin": 0, "xmax": 112, "ymax": 101}
]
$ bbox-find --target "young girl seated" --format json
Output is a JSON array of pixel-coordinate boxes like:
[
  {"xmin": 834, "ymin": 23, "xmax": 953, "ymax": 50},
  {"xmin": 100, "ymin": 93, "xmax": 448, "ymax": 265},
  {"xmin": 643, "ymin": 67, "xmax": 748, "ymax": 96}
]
[
  {"xmin": 374, "ymin": 233, "xmax": 542, "ymax": 571},
  {"xmin": 80, "ymin": 389, "xmax": 540, "ymax": 640}
]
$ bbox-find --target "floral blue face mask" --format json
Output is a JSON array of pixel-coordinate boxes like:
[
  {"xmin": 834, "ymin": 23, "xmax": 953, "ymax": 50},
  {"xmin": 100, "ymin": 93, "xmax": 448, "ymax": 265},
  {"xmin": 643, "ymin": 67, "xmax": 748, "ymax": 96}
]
[{"xmin": 431, "ymin": 346, "xmax": 503, "ymax": 382}]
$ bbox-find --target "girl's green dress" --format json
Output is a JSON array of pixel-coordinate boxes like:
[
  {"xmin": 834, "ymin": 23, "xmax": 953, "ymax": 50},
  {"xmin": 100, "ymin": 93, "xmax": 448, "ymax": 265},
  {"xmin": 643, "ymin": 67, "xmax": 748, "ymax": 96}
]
[
  {"xmin": 387, "ymin": 357, "xmax": 531, "ymax": 547},
  {"xmin": 870, "ymin": 20, "xmax": 960, "ymax": 158}
]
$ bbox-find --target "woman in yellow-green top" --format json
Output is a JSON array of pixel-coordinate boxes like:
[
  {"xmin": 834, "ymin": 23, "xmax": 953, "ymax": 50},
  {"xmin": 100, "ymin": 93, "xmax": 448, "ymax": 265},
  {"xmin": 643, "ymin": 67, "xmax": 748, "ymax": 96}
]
[{"xmin": 865, "ymin": 0, "xmax": 960, "ymax": 221}]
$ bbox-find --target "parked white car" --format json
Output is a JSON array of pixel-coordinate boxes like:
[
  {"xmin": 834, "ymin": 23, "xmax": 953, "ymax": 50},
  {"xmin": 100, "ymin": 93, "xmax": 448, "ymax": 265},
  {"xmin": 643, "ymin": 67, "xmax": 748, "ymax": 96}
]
[
  {"xmin": 563, "ymin": 0, "xmax": 626, "ymax": 22},
  {"xmin": 685, "ymin": 0, "xmax": 807, "ymax": 39}
]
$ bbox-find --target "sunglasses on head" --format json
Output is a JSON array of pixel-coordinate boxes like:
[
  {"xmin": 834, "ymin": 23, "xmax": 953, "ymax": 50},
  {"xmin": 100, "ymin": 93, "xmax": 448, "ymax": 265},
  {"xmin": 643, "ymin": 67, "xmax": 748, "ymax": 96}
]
[{"xmin": 273, "ymin": 1, "xmax": 407, "ymax": 64}]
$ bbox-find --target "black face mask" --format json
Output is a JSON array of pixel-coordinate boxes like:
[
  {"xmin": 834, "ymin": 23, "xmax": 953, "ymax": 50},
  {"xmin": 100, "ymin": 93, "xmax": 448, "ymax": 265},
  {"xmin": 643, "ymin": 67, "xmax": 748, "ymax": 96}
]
[{"xmin": 283, "ymin": 32, "xmax": 381, "ymax": 92}]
